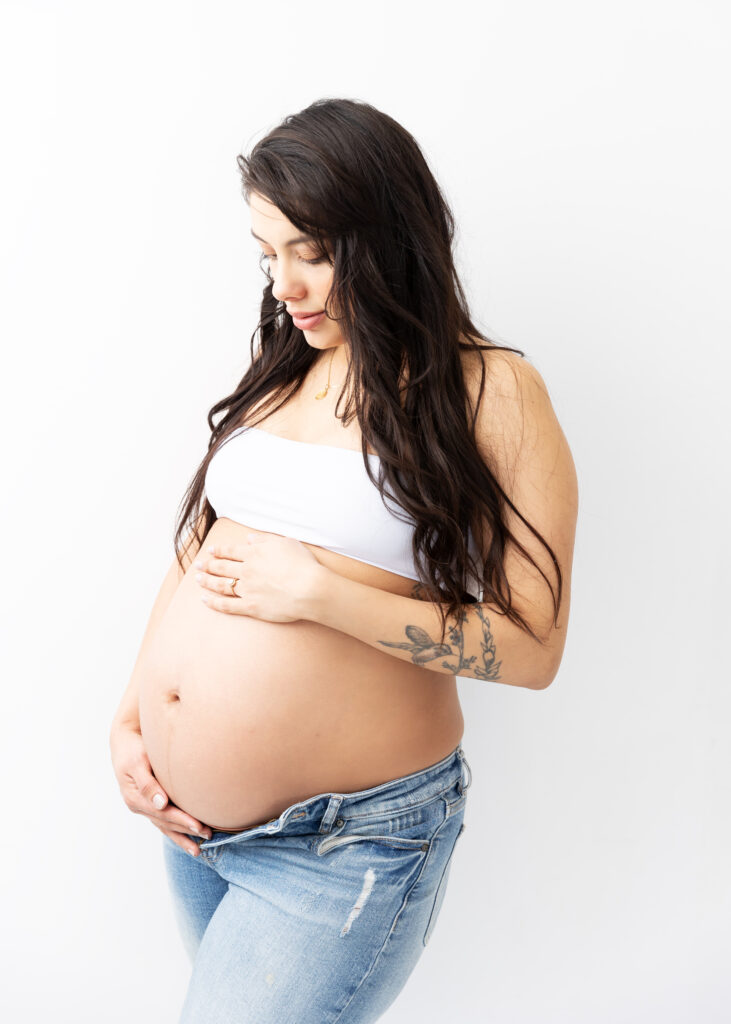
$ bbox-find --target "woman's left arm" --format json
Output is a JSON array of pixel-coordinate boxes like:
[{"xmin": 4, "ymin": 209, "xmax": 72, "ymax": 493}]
[
  {"xmin": 300, "ymin": 571, "xmax": 553, "ymax": 690},
  {"xmin": 303, "ymin": 353, "xmax": 578, "ymax": 690}
]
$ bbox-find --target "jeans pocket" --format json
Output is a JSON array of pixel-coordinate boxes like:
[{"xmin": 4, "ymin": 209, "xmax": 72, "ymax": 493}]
[
  {"xmin": 422, "ymin": 815, "xmax": 466, "ymax": 946},
  {"xmin": 315, "ymin": 801, "xmax": 439, "ymax": 858}
]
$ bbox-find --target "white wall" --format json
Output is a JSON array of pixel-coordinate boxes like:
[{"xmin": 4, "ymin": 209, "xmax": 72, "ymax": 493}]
[{"xmin": 1, "ymin": 0, "xmax": 728, "ymax": 1020}]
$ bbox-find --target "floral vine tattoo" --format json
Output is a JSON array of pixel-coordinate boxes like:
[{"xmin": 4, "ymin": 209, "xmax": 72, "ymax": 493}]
[{"xmin": 378, "ymin": 583, "xmax": 503, "ymax": 681}]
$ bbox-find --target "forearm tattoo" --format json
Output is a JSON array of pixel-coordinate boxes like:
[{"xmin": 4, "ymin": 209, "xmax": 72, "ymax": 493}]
[{"xmin": 377, "ymin": 582, "xmax": 503, "ymax": 681}]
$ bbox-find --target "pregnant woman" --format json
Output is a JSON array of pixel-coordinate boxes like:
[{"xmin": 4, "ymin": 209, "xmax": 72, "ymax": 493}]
[{"xmin": 110, "ymin": 98, "xmax": 578, "ymax": 1022}]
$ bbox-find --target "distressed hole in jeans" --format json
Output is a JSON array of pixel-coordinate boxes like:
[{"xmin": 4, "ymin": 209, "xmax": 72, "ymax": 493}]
[{"xmin": 340, "ymin": 868, "xmax": 376, "ymax": 937}]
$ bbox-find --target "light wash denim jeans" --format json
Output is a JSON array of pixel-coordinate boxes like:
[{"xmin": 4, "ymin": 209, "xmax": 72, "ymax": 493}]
[{"xmin": 162, "ymin": 743, "xmax": 472, "ymax": 1023}]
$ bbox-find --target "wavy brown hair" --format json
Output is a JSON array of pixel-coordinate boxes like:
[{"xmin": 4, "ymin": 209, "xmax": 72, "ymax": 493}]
[{"xmin": 174, "ymin": 97, "xmax": 562, "ymax": 647}]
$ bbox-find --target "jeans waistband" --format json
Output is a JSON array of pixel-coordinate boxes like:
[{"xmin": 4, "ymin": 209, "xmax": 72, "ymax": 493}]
[{"xmin": 199, "ymin": 744, "xmax": 472, "ymax": 851}]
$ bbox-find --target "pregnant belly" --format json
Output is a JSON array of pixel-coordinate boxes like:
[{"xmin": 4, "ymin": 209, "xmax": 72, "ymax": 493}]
[{"xmin": 137, "ymin": 518, "xmax": 464, "ymax": 832}]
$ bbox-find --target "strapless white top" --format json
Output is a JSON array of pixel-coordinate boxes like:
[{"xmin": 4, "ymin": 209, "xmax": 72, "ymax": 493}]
[{"xmin": 204, "ymin": 426, "xmax": 483, "ymax": 599}]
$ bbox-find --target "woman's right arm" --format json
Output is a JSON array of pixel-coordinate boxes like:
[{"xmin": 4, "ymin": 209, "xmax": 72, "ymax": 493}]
[{"xmin": 110, "ymin": 523, "xmax": 213, "ymax": 855}]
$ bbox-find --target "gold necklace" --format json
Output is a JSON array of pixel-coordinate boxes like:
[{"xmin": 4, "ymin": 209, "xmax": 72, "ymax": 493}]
[{"xmin": 314, "ymin": 347, "xmax": 339, "ymax": 400}]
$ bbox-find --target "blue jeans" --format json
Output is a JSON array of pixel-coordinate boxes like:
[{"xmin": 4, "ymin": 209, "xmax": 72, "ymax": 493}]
[{"xmin": 163, "ymin": 743, "xmax": 472, "ymax": 1023}]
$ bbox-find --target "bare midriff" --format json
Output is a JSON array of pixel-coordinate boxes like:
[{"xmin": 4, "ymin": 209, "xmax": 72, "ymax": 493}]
[{"xmin": 137, "ymin": 516, "xmax": 464, "ymax": 833}]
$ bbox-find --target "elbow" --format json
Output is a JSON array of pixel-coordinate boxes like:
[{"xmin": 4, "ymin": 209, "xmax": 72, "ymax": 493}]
[
  {"xmin": 536, "ymin": 651, "xmax": 564, "ymax": 689},
  {"xmin": 524, "ymin": 671, "xmax": 556, "ymax": 691},
  {"xmin": 530, "ymin": 672, "xmax": 556, "ymax": 691},
  {"xmin": 515, "ymin": 614, "xmax": 566, "ymax": 690},
  {"xmin": 527, "ymin": 643, "xmax": 564, "ymax": 690}
]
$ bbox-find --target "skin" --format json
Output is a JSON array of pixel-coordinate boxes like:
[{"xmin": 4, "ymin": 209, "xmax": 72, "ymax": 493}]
[
  {"xmin": 196, "ymin": 546, "xmax": 504, "ymax": 682},
  {"xmin": 249, "ymin": 191, "xmax": 352, "ymax": 380}
]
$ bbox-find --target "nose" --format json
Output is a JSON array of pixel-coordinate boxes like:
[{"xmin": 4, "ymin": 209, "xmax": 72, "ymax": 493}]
[{"xmin": 270, "ymin": 262, "xmax": 306, "ymax": 304}]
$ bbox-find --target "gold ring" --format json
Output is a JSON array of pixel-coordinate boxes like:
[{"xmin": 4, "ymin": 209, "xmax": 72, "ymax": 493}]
[{"xmin": 229, "ymin": 577, "xmax": 238, "ymax": 596}]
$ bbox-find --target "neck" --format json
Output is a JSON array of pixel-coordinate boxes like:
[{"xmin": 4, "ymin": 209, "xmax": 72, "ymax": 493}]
[{"xmin": 322, "ymin": 345, "xmax": 350, "ymax": 377}]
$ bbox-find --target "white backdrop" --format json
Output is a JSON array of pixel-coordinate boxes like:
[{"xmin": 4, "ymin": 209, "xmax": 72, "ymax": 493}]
[{"xmin": 1, "ymin": 1, "xmax": 728, "ymax": 1020}]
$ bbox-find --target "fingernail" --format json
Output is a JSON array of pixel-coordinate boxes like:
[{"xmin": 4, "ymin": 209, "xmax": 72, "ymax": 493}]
[{"xmin": 152, "ymin": 794, "xmax": 166, "ymax": 809}]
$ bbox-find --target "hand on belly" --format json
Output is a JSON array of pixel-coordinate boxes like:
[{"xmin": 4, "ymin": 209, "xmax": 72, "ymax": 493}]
[{"xmin": 136, "ymin": 518, "xmax": 463, "ymax": 830}]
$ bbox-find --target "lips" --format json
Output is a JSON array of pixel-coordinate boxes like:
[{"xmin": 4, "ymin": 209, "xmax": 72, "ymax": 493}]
[{"xmin": 291, "ymin": 310, "xmax": 326, "ymax": 329}]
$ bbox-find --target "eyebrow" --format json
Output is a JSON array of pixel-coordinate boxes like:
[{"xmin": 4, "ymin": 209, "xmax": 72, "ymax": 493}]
[{"xmin": 250, "ymin": 229, "xmax": 314, "ymax": 247}]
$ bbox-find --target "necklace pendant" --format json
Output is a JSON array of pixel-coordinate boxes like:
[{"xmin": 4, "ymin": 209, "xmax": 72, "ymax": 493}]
[{"xmin": 314, "ymin": 386, "xmax": 329, "ymax": 400}]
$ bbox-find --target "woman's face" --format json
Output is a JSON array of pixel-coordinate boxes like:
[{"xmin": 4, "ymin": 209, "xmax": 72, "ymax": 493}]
[{"xmin": 249, "ymin": 192, "xmax": 346, "ymax": 357}]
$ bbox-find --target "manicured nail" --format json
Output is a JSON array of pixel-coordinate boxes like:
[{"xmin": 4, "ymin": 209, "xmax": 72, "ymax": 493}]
[{"xmin": 152, "ymin": 793, "xmax": 166, "ymax": 809}]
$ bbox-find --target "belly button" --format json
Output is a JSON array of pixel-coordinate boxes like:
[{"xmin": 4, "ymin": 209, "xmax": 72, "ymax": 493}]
[{"xmin": 166, "ymin": 691, "xmax": 181, "ymax": 703}]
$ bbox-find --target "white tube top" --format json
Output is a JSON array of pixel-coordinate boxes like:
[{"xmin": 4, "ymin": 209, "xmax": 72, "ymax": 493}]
[{"xmin": 204, "ymin": 426, "xmax": 483, "ymax": 598}]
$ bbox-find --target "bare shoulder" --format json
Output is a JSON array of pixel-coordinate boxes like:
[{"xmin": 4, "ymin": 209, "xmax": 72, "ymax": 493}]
[
  {"xmin": 460, "ymin": 341, "xmax": 559, "ymax": 473},
  {"xmin": 461, "ymin": 338, "xmax": 544, "ymax": 392},
  {"xmin": 461, "ymin": 338, "xmax": 579, "ymax": 645}
]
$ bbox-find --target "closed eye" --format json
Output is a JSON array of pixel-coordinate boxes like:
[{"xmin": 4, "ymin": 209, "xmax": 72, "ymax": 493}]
[{"xmin": 260, "ymin": 253, "xmax": 324, "ymax": 266}]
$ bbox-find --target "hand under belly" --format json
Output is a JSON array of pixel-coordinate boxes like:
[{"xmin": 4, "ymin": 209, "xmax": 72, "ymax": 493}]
[{"xmin": 137, "ymin": 521, "xmax": 463, "ymax": 831}]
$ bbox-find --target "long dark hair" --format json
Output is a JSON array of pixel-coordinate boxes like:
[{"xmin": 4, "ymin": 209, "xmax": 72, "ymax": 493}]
[{"xmin": 174, "ymin": 97, "xmax": 562, "ymax": 647}]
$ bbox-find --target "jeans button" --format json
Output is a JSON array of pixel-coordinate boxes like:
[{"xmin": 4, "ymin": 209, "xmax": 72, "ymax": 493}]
[{"xmin": 335, "ymin": 818, "xmax": 344, "ymax": 827}]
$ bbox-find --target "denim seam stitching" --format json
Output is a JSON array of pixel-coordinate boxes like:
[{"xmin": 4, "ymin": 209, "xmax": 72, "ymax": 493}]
[{"xmin": 423, "ymin": 810, "xmax": 466, "ymax": 945}]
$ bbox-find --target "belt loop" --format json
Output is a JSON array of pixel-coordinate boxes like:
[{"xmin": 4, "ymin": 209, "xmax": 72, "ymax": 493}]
[
  {"xmin": 319, "ymin": 795, "xmax": 344, "ymax": 834},
  {"xmin": 456, "ymin": 745, "xmax": 472, "ymax": 794}
]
